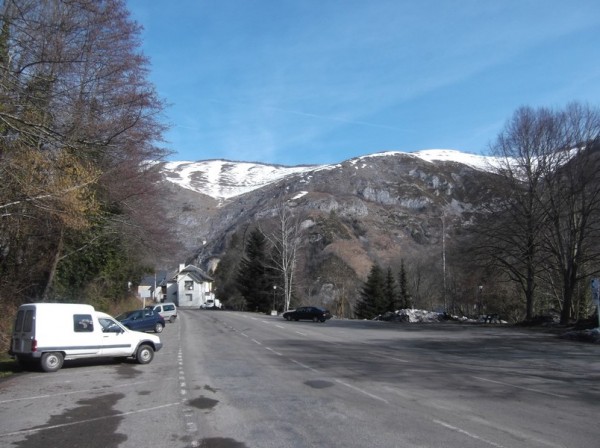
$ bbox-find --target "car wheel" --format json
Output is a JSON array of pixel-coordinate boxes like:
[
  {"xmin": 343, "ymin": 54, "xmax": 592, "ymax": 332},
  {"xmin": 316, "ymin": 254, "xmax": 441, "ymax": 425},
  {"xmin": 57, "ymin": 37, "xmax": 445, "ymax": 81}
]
[
  {"xmin": 40, "ymin": 352, "xmax": 64, "ymax": 372},
  {"xmin": 136, "ymin": 344, "xmax": 154, "ymax": 364},
  {"xmin": 169, "ymin": 316, "xmax": 176, "ymax": 323},
  {"xmin": 312, "ymin": 316, "xmax": 319, "ymax": 322},
  {"xmin": 154, "ymin": 322, "xmax": 164, "ymax": 333},
  {"xmin": 285, "ymin": 315, "xmax": 292, "ymax": 321},
  {"xmin": 320, "ymin": 318, "xmax": 326, "ymax": 323}
]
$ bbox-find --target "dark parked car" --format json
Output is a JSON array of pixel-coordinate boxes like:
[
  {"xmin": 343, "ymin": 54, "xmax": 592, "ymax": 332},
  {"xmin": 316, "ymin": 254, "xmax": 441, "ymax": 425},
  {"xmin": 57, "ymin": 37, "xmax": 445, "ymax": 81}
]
[
  {"xmin": 116, "ymin": 309, "xmax": 165, "ymax": 333},
  {"xmin": 282, "ymin": 306, "xmax": 332, "ymax": 322}
]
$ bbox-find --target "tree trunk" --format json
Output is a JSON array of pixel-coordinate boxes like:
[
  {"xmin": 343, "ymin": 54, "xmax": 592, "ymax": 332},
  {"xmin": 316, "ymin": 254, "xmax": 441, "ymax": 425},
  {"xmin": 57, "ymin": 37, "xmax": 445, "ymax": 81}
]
[{"xmin": 42, "ymin": 226, "xmax": 64, "ymax": 301}]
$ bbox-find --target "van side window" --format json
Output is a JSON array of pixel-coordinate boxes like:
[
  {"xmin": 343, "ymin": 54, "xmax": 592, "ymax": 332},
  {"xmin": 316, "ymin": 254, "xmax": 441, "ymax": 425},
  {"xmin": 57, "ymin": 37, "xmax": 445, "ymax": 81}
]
[{"xmin": 73, "ymin": 314, "xmax": 94, "ymax": 332}]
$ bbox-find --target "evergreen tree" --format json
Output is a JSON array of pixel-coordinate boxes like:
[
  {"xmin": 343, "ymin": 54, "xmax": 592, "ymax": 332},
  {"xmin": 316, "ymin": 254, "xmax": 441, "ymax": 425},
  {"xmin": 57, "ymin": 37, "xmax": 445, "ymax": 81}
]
[
  {"xmin": 355, "ymin": 264, "xmax": 386, "ymax": 319},
  {"xmin": 236, "ymin": 229, "xmax": 272, "ymax": 312},
  {"xmin": 213, "ymin": 232, "xmax": 244, "ymax": 309},
  {"xmin": 398, "ymin": 259, "xmax": 411, "ymax": 309},
  {"xmin": 384, "ymin": 267, "xmax": 398, "ymax": 312}
]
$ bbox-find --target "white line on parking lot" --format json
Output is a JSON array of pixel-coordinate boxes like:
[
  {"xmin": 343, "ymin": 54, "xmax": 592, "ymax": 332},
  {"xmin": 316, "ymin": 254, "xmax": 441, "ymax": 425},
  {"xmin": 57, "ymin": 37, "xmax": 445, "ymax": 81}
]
[
  {"xmin": 0, "ymin": 402, "xmax": 181, "ymax": 438},
  {"xmin": 375, "ymin": 354, "xmax": 410, "ymax": 363},
  {"xmin": 265, "ymin": 347, "xmax": 283, "ymax": 356},
  {"xmin": 0, "ymin": 378, "xmax": 178, "ymax": 404},
  {"xmin": 290, "ymin": 359, "xmax": 319, "ymax": 373},
  {"xmin": 252, "ymin": 339, "xmax": 262, "ymax": 345},
  {"xmin": 472, "ymin": 376, "xmax": 568, "ymax": 398},
  {"xmin": 433, "ymin": 419, "xmax": 506, "ymax": 448},
  {"xmin": 334, "ymin": 379, "xmax": 389, "ymax": 404}
]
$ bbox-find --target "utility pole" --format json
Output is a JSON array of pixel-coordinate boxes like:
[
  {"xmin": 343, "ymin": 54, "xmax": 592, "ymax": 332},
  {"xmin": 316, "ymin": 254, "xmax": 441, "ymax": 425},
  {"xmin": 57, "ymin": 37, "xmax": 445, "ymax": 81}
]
[{"xmin": 442, "ymin": 213, "xmax": 447, "ymax": 312}]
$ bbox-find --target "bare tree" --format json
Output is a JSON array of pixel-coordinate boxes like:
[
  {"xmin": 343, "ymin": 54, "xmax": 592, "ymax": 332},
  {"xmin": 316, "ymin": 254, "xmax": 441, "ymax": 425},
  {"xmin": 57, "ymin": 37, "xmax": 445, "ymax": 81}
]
[
  {"xmin": 479, "ymin": 103, "xmax": 600, "ymax": 323},
  {"xmin": 265, "ymin": 203, "xmax": 301, "ymax": 312},
  {"xmin": 481, "ymin": 106, "xmax": 562, "ymax": 320},
  {"xmin": 540, "ymin": 103, "xmax": 600, "ymax": 323},
  {"xmin": 0, "ymin": 0, "xmax": 169, "ymax": 302}
]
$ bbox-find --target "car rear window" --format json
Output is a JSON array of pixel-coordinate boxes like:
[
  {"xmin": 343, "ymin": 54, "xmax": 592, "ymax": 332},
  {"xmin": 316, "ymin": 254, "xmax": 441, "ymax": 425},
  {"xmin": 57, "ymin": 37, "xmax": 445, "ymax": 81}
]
[
  {"xmin": 22, "ymin": 310, "xmax": 34, "ymax": 332},
  {"xmin": 164, "ymin": 305, "xmax": 174, "ymax": 311}
]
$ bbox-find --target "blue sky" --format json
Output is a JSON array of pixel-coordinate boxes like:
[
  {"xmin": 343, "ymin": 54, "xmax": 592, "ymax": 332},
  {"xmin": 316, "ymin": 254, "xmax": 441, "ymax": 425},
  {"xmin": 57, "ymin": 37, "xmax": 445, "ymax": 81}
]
[{"xmin": 127, "ymin": 0, "xmax": 600, "ymax": 166}]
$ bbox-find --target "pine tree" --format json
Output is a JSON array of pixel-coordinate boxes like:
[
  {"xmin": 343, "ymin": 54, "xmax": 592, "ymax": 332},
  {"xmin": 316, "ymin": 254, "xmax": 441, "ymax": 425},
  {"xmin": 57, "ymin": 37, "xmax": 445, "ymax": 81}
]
[
  {"xmin": 398, "ymin": 259, "xmax": 411, "ymax": 309},
  {"xmin": 355, "ymin": 264, "xmax": 386, "ymax": 319},
  {"xmin": 236, "ymin": 229, "xmax": 273, "ymax": 312},
  {"xmin": 384, "ymin": 267, "xmax": 398, "ymax": 312}
]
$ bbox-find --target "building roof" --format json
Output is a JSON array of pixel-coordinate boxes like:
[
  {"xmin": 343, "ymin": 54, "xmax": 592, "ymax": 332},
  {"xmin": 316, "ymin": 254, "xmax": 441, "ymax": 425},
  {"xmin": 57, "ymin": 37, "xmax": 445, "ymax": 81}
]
[
  {"xmin": 139, "ymin": 270, "xmax": 169, "ymax": 287},
  {"xmin": 169, "ymin": 264, "xmax": 213, "ymax": 283}
]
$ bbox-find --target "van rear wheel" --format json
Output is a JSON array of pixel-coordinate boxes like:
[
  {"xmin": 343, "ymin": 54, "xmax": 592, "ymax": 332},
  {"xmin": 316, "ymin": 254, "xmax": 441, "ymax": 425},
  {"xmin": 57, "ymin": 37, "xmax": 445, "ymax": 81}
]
[
  {"xmin": 41, "ymin": 352, "xmax": 64, "ymax": 372},
  {"xmin": 136, "ymin": 344, "xmax": 154, "ymax": 364}
]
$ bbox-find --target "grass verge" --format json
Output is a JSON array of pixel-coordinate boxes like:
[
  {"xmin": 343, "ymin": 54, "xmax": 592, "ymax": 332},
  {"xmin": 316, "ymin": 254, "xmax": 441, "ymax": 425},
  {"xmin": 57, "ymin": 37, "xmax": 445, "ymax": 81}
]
[{"xmin": 0, "ymin": 353, "xmax": 21, "ymax": 378}]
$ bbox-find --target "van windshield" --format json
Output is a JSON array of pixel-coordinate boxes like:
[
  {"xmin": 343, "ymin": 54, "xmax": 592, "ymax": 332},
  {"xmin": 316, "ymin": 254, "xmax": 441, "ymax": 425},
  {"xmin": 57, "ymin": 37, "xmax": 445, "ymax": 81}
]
[{"xmin": 99, "ymin": 317, "xmax": 122, "ymax": 332}]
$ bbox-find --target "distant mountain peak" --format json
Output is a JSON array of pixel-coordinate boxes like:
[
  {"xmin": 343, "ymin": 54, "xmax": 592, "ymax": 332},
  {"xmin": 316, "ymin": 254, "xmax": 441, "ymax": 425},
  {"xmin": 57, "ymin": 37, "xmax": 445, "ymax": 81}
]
[{"xmin": 162, "ymin": 149, "xmax": 493, "ymax": 201}]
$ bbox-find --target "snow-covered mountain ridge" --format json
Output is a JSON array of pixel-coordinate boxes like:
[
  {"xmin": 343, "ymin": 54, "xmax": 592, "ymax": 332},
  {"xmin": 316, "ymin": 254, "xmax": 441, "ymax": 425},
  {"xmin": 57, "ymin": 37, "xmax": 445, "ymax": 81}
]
[{"xmin": 162, "ymin": 149, "xmax": 494, "ymax": 201}]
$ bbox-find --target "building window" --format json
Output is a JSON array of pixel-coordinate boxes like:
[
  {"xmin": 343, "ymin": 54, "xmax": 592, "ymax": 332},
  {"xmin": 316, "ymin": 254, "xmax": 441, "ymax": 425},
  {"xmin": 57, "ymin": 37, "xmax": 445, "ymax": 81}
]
[
  {"xmin": 184, "ymin": 280, "xmax": 193, "ymax": 290},
  {"xmin": 186, "ymin": 294, "xmax": 193, "ymax": 302}
]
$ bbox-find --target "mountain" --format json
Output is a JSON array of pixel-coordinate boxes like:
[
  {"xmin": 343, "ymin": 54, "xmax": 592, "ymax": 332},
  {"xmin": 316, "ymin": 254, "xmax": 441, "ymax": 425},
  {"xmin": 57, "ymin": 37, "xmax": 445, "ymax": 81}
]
[
  {"xmin": 162, "ymin": 150, "xmax": 494, "ymax": 202},
  {"xmin": 157, "ymin": 149, "xmax": 502, "ymax": 312}
]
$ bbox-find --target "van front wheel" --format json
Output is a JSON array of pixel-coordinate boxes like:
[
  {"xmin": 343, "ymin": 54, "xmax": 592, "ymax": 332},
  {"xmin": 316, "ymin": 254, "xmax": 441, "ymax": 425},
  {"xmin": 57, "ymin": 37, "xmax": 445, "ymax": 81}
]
[
  {"xmin": 41, "ymin": 352, "xmax": 64, "ymax": 372},
  {"xmin": 136, "ymin": 344, "xmax": 154, "ymax": 364}
]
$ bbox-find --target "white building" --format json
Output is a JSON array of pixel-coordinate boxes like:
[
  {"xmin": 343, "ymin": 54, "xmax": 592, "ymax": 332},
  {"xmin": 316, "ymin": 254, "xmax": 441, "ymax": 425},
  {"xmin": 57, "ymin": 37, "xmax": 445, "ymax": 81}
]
[{"xmin": 165, "ymin": 263, "xmax": 214, "ymax": 309}]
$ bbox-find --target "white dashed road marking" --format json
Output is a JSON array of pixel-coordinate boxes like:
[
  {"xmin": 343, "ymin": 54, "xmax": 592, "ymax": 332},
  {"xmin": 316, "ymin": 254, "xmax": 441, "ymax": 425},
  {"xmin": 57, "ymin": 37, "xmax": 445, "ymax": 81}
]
[{"xmin": 472, "ymin": 376, "xmax": 568, "ymax": 398}]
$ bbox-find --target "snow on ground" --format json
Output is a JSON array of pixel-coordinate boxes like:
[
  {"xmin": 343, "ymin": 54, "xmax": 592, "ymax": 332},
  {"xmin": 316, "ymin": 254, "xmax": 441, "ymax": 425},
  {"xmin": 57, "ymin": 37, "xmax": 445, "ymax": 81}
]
[{"xmin": 374, "ymin": 309, "xmax": 482, "ymax": 323}]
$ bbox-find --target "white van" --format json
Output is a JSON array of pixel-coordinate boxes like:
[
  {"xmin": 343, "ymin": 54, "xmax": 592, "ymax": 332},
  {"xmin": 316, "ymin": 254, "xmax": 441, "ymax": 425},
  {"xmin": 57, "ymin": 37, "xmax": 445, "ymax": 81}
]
[{"xmin": 9, "ymin": 303, "xmax": 163, "ymax": 372}]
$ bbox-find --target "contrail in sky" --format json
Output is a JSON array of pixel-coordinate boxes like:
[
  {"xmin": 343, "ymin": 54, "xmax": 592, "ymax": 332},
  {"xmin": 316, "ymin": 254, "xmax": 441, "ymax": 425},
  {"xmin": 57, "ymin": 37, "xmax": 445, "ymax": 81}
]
[{"xmin": 206, "ymin": 99, "xmax": 410, "ymax": 132}]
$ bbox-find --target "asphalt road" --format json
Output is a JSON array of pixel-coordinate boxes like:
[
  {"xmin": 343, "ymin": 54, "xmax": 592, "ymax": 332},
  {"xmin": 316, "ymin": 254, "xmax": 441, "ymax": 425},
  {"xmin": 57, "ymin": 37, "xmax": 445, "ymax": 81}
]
[{"xmin": 1, "ymin": 310, "xmax": 599, "ymax": 448}]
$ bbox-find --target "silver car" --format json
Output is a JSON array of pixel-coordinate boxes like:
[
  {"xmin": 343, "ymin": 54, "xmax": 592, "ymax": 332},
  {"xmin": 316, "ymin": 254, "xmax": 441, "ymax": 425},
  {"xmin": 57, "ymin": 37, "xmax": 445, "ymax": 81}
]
[{"xmin": 146, "ymin": 302, "xmax": 177, "ymax": 323}]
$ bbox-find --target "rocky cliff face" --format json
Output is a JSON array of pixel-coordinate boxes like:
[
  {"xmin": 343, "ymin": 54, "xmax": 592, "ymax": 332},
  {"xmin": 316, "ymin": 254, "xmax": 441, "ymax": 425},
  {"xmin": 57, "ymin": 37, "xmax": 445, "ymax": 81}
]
[{"xmin": 157, "ymin": 151, "xmax": 500, "ymax": 308}]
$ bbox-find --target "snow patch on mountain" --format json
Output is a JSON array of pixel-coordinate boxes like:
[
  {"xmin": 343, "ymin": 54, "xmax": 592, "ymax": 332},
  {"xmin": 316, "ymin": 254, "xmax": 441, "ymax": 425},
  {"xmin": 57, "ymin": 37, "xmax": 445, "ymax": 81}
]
[
  {"xmin": 355, "ymin": 149, "xmax": 494, "ymax": 171},
  {"xmin": 163, "ymin": 160, "xmax": 322, "ymax": 201},
  {"xmin": 162, "ymin": 149, "xmax": 497, "ymax": 201}
]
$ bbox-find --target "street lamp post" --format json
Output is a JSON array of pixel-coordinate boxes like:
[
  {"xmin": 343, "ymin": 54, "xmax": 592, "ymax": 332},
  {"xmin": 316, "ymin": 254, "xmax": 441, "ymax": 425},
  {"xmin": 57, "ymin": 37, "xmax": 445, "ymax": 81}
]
[{"xmin": 272, "ymin": 285, "xmax": 277, "ymax": 315}]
